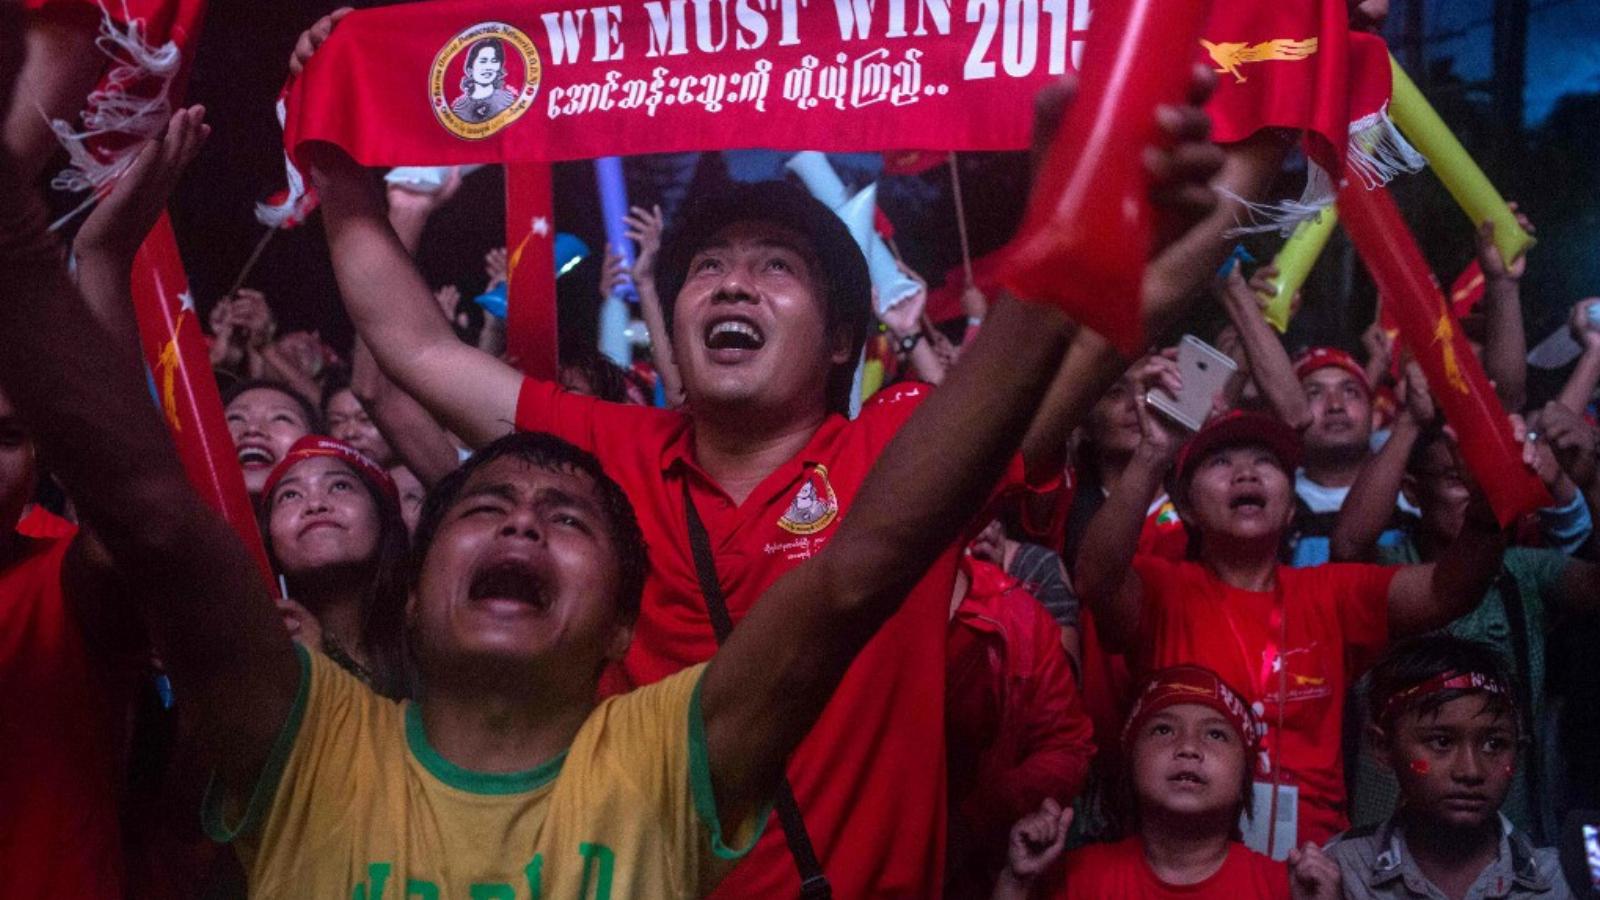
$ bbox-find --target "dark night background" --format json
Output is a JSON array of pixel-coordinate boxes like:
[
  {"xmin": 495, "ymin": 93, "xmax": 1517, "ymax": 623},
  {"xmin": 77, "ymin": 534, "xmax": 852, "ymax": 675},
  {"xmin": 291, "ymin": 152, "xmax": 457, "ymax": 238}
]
[{"xmin": 135, "ymin": 0, "xmax": 1600, "ymax": 402}]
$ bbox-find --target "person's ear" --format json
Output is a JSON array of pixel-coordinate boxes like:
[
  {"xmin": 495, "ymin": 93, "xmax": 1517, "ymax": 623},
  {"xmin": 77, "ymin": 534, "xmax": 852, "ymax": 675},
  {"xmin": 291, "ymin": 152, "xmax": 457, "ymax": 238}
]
[
  {"xmin": 1368, "ymin": 722, "xmax": 1394, "ymax": 771},
  {"xmin": 1400, "ymin": 473, "xmax": 1421, "ymax": 511},
  {"xmin": 828, "ymin": 322, "xmax": 855, "ymax": 367},
  {"xmin": 606, "ymin": 618, "xmax": 634, "ymax": 663}
]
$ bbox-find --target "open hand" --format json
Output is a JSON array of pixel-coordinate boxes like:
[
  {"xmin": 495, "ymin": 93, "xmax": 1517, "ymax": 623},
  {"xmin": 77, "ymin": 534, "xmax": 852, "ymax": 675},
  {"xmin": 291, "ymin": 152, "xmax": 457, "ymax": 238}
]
[
  {"xmin": 1132, "ymin": 350, "xmax": 1185, "ymax": 463},
  {"xmin": 230, "ymin": 289, "xmax": 276, "ymax": 350},
  {"xmin": 1570, "ymin": 298, "xmax": 1600, "ymax": 352},
  {"xmin": 1533, "ymin": 401, "xmax": 1599, "ymax": 490},
  {"xmin": 623, "ymin": 204, "xmax": 665, "ymax": 283},
  {"xmin": 879, "ymin": 261, "xmax": 929, "ymax": 338},
  {"xmin": 484, "ymin": 246, "xmax": 509, "ymax": 290},
  {"xmin": 75, "ymin": 106, "xmax": 210, "ymax": 259}
]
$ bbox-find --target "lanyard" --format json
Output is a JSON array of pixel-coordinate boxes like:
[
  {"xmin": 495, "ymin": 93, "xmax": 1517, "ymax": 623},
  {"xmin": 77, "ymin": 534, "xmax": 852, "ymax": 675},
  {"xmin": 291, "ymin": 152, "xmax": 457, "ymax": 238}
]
[{"xmin": 1220, "ymin": 573, "xmax": 1286, "ymax": 704}]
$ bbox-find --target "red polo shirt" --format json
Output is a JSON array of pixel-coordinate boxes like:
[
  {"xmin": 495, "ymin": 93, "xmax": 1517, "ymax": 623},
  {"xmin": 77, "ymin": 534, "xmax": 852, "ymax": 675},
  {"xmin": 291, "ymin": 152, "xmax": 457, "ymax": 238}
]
[
  {"xmin": 1129, "ymin": 556, "xmax": 1396, "ymax": 845},
  {"xmin": 516, "ymin": 377, "xmax": 1032, "ymax": 899},
  {"xmin": 0, "ymin": 512, "xmax": 124, "ymax": 898}
]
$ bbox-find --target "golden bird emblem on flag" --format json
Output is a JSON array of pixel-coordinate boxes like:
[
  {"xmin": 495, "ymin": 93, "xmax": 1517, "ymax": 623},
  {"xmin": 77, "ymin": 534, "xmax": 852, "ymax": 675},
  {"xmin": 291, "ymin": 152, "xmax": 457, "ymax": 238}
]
[
  {"xmin": 1431, "ymin": 311, "xmax": 1472, "ymax": 395},
  {"xmin": 1200, "ymin": 37, "xmax": 1319, "ymax": 83},
  {"xmin": 154, "ymin": 311, "xmax": 189, "ymax": 433}
]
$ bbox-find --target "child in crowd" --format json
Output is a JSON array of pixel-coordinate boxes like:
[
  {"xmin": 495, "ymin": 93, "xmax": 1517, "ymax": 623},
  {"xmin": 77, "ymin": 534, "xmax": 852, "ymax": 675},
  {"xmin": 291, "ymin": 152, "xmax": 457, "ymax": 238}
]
[
  {"xmin": 1076, "ymin": 367, "xmax": 1508, "ymax": 849},
  {"xmin": 992, "ymin": 665, "xmax": 1341, "ymax": 899},
  {"xmin": 1326, "ymin": 635, "xmax": 1570, "ymax": 899}
]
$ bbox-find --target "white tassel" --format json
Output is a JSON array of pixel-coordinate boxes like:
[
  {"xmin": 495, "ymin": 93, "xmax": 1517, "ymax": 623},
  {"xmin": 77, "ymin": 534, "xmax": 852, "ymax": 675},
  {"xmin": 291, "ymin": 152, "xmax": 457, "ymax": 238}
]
[
  {"xmin": 1223, "ymin": 107, "xmax": 1426, "ymax": 238},
  {"xmin": 254, "ymin": 96, "xmax": 317, "ymax": 228},
  {"xmin": 48, "ymin": 3, "xmax": 180, "ymax": 217}
]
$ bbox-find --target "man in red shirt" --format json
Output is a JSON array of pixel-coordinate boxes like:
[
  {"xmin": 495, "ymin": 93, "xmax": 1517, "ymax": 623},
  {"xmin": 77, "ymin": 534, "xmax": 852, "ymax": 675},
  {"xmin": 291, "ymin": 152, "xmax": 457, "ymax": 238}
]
[
  {"xmin": 1075, "ymin": 367, "xmax": 1507, "ymax": 852},
  {"xmin": 0, "ymin": 387, "xmax": 133, "ymax": 899},
  {"xmin": 946, "ymin": 554, "xmax": 1094, "ymax": 898},
  {"xmin": 295, "ymin": 10, "xmax": 1227, "ymax": 891}
]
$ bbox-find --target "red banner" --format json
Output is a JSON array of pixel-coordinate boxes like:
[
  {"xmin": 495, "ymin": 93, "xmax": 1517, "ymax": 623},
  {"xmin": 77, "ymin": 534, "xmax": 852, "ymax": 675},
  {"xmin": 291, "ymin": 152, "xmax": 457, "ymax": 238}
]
[
  {"xmin": 1338, "ymin": 184, "xmax": 1549, "ymax": 527},
  {"xmin": 281, "ymin": 0, "xmax": 1385, "ymax": 166}
]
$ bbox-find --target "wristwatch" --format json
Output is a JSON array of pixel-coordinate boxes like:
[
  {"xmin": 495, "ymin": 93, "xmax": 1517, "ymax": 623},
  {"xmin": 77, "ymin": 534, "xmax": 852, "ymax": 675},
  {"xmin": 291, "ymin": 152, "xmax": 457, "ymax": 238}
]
[{"xmin": 895, "ymin": 330, "xmax": 925, "ymax": 355}]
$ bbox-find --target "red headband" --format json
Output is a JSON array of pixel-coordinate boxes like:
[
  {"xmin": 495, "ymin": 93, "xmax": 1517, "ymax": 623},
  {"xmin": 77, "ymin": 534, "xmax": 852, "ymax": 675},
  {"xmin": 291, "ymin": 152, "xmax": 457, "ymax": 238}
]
[
  {"xmin": 261, "ymin": 436, "xmax": 399, "ymax": 509},
  {"xmin": 1378, "ymin": 670, "xmax": 1511, "ymax": 725},
  {"xmin": 1293, "ymin": 347, "xmax": 1372, "ymax": 396},
  {"xmin": 1122, "ymin": 665, "xmax": 1264, "ymax": 753}
]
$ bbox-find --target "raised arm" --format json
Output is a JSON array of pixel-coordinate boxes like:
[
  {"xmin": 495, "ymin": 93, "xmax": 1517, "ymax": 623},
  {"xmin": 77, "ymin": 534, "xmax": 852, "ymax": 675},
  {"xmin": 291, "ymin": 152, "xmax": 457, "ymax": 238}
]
[
  {"xmin": 1222, "ymin": 265, "xmax": 1312, "ymax": 429},
  {"xmin": 292, "ymin": 12, "xmax": 521, "ymax": 448},
  {"xmin": 700, "ymin": 295, "xmax": 1078, "ymax": 834},
  {"xmin": 1330, "ymin": 364, "xmax": 1433, "ymax": 562},
  {"xmin": 1385, "ymin": 489, "xmax": 1505, "ymax": 637},
  {"xmin": 624, "ymin": 204, "xmax": 686, "ymax": 406},
  {"xmin": 1476, "ymin": 211, "xmax": 1533, "ymax": 412},
  {"xmin": 0, "ymin": 111, "xmax": 298, "ymax": 792},
  {"xmin": 1557, "ymin": 298, "xmax": 1600, "ymax": 415},
  {"xmin": 1072, "ymin": 355, "xmax": 1182, "ymax": 652}
]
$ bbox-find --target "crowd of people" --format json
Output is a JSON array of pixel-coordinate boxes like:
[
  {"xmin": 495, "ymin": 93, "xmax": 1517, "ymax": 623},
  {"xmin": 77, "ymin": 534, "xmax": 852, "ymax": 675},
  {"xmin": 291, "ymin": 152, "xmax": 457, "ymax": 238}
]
[{"xmin": 4, "ymin": 2, "xmax": 1600, "ymax": 899}]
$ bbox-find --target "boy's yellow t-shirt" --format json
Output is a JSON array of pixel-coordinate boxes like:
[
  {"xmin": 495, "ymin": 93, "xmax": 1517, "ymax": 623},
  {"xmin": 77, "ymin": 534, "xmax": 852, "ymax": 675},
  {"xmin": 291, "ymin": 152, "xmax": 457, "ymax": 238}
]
[{"xmin": 204, "ymin": 647, "xmax": 764, "ymax": 899}]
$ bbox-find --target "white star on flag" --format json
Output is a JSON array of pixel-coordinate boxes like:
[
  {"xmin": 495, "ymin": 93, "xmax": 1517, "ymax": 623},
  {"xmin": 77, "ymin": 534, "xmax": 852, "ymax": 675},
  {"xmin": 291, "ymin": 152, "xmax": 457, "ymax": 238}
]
[
  {"xmin": 531, "ymin": 217, "xmax": 551, "ymax": 237},
  {"xmin": 178, "ymin": 291, "xmax": 196, "ymax": 312}
]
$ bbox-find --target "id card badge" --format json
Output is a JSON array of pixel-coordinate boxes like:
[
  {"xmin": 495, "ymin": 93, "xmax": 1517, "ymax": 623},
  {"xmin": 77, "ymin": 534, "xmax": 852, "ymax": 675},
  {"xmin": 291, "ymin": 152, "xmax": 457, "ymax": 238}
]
[{"xmin": 1239, "ymin": 782, "xmax": 1298, "ymax": 861}]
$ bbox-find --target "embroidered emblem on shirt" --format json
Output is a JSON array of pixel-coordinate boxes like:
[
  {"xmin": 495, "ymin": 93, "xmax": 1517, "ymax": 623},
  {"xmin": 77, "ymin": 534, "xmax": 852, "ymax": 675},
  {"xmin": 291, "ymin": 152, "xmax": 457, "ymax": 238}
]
[{"xmin": 778, "ymin": 465, "xmax": 839, "ymax": 535}]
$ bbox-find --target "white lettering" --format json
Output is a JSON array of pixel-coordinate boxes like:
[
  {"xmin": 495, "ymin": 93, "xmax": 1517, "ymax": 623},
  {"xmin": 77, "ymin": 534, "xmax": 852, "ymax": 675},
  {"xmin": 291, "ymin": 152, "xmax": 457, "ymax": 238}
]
[
  {"xmin": 540, "ymin": 10, "xmax": 588, "ymax": 65},
  {"xmin": 734, "ymin": 0, "xmax": 769, "ymax": 50},
  {"xmin": 592, "ymin": 6, "xmax": 624, "ymax": 61},
  {"xmin": 830, "ymin": 0, "xmax": 877, "ymax": 40},
  {"xmin": 644, "ymin": 0, "xmax": 689, "ymax": 57}
]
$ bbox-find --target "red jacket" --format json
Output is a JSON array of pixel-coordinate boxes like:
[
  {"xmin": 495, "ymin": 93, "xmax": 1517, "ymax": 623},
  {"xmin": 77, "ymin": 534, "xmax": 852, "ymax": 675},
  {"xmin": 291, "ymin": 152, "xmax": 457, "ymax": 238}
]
[{"xmin": 946, "ymin": 558, "xmax": 1094, "ymax": 894}]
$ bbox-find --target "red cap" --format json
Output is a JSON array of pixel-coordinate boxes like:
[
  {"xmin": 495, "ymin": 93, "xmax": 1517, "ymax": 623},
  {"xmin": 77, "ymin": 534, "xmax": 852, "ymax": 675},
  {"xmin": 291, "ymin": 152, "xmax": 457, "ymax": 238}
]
[
  {"xmin": 1122, "ymin": 665, "xmax": 1264, "ymax": 753},
  {"xmin": 261, "ymin": 436, "xmax": 399, "ymax": 509},
  {"xmin": 1174, "ymin": 410, "xmax": 1303, "ymax": 488},
  {"xmin": 1293, "ymin": 347, "xmax": 1371, "ymax": 396}
]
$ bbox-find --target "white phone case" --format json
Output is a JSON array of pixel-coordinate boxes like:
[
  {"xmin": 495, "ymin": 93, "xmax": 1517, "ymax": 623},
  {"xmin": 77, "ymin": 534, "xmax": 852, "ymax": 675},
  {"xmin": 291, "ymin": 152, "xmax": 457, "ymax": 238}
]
[{"xmin": 1146, "ymin": 335, "xmax": 1239, "ymax": 431}]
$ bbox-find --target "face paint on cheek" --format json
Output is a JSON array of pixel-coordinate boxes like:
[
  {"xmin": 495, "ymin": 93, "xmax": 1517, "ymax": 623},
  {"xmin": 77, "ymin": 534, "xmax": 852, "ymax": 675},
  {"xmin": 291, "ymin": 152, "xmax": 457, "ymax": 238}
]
[{"xmin": 1409, "ymin": 759, "xmax": 1430, "ymax": 776}]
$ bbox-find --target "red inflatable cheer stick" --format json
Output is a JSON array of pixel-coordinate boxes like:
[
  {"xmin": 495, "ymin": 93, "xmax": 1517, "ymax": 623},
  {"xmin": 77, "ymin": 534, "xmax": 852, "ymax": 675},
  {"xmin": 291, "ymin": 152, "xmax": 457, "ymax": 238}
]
[
  {"xmin": 1000, "ymin": 0, "xmax": 1212, "ymax": 356},
  {"xmin": 1338, "ymin": 183, "xmax": 1550, "ymax": 526}
]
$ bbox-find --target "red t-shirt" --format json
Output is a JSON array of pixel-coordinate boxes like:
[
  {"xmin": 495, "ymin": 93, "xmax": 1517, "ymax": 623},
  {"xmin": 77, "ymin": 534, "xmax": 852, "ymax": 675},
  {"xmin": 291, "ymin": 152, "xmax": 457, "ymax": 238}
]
[
  {"xmin": 0, "ymin": 514, "xmax": 125, "ymax": 898},
  {"xmin": 516, "ymin": 378, "xmax": 1029, "ymax": 899},
  {"xmin": 1049, "ymin": 837, "xmax": 1288, "ymax": 899},
  {"xmin": 1130, "ymin": 556, "xmax": 1397, "ymax": 844}
]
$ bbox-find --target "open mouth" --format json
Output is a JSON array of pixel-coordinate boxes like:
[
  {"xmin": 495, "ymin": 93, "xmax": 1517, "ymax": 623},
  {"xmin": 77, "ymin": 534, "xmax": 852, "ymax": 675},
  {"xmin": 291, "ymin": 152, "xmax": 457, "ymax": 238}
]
[
  {"xmin": 468, "ymin": 559, "xmax": 551, "ymax": 614},
  {"xmin": 1228, "ymin": 491, "xmax": 1267, "ymax": 513},
  {"xmin": 237, "ymin": 445, "xmax": 275, "ymax": 468},
  {"xmin": 1168, "ymin": 771, "xmax": 1208, "ymax": 787},
  {"xmin": 704, "ymin": 317, "xmax": 766, "ymax": 352}
]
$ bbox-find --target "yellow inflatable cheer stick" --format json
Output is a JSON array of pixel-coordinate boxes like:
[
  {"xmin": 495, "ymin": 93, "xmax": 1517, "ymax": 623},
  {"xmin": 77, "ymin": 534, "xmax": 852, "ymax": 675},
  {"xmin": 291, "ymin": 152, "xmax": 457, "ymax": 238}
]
[
  {"xmin": 1261, "ymin": 208, "xmax": 1339, "ymax": 333},
  {"xmin": 1387, "ymin": 55, "xmax": 1533, "ymax": 267}
]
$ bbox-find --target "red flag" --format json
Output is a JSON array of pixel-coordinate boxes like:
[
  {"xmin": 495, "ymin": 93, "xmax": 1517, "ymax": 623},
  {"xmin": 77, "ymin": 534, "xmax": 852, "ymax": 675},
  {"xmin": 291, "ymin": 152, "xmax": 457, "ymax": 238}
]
[
  {"xmin": 1338, "ymin": 184, "xmax": 1549, "ymax": 526},
  {"xmin": 504, "ymin": 163, "xmax": 559, "ymax": 381},
  {"xmin": 1449, "ymin": 260, "xmax": 1486, "ymax": 318},
  {"xmin": 132, "ymin": 215, "xmax": 274, "ymax": 581}
]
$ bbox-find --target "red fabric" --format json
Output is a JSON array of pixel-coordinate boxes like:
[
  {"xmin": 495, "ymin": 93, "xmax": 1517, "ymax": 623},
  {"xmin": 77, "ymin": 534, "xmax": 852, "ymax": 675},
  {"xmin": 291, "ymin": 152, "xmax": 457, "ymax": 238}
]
[
  {"xmin": 1129, "ymin": 556, "xmax": 1397, "ymax": 845},
  {"xmin": 0, "ymin": 526, "xmax": 125, "ymax": 898},
  {"xmin": 1338, "ymin": 183, "xmax": 1551, "ymax": 526},
  {"xmin": 1046, "ymin": 837, "xmax": 1289, "ymax": 899},
  {"xmin": 515, "ymin": 378, "xmax": 1031, "ymax": 899},
  {"xmin": 279, "ymin": 0, "xmax": 1386, "ymax": 169},
  {"xmin": 1450, "ymin": 260, "xmax": 1487, "ymax": 319},
  {"xmin": 1000, "ymin": 0, "xmax": 1212, "ymax": 356},
  {"xmin": 131, "ymin": 214, "xmax": 274, "ymax": 583},
  {"xmin": 505, "ymin": 162, "xmax": 559, "ymax": 380},
  {"xmin": 15, "ymin": 506, "xmax": 76, "ymax": 539},
  {"xmin": 946, "ymin": 558, "xmax": 1093, "ymax": 890},
  {"xmin": 1202, "ymin": 1, "xmax": 1392, "ymax": 182}
]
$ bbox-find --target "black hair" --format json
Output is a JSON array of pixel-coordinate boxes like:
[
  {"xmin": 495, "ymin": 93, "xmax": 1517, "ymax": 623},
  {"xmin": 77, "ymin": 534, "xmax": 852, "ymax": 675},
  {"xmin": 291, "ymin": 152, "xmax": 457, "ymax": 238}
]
[
  {"xmin": 655, "ymin": 181, "xmax": 874, "ymax": 416},
  {"xmin": 1368, "ymin": 634, "xmax": 1521, "ymax": 736},
  {"xmin": 319, "ymin": 367, "xmax": 354, "ymax": 418},
  {"xmin": 222, "ymin": 378, "xmax": 323, "ymax": 436},
  {"xmin": 559, "ymin": 349, "xmax": 635, "ymax": 405},
  {"xmin": 409, "ymin": 432, "xmax": 648, "ymax": 620},
  {"xmin": 259, "ymin": 458, "xmax": 413, "ymax": 699},
  {"xmin": 465, "ymin": 37, "xmax": 506, "ymax": 68}
]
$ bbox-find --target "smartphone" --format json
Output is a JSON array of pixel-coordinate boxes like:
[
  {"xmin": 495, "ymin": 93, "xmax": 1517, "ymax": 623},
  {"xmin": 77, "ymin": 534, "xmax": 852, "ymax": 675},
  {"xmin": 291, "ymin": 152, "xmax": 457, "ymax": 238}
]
[{"xmin": 1146, "ymin": 335, "xmax": 1239, "ymax": 431}]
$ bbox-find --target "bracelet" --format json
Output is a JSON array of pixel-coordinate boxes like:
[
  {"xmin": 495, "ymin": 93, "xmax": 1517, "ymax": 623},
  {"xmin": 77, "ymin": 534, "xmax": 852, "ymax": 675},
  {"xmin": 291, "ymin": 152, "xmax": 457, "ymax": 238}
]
[{"xmin": 895, "ymin": 330, "xmax": 925, "ymax": 355}]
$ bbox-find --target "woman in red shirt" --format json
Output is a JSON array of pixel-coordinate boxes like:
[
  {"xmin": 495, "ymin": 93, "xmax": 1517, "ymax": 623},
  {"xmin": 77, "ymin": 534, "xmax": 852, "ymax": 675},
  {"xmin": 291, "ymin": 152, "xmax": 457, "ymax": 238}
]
[
  {"xmin": 991, "ymin": 666, "xmax": 1340, "ymax": 899},
  {"xmin": 1075, "ymin": 355, "xmax": 1508, "ymax": 850}
]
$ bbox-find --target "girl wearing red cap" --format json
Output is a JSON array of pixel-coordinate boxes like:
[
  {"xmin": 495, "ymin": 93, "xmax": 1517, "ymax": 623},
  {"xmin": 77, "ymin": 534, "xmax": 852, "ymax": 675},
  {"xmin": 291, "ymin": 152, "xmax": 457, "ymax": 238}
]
[
  {"xmin": 261, "ymin": 436, "xmax": 412, "ymax": 697},
  {"xmin": 1076, "ymin": 357, "xmax": 1508, "ymax": 851},
  {"xmin": 993, "ymin": 666, "xmax": 1341, "ymax": 899}
]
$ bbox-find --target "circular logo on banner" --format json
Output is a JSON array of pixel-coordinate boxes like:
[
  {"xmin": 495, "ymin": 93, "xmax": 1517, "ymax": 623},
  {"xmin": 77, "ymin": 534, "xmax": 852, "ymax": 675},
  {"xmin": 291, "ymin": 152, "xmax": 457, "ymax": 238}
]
[{"xmin": 430, "ymin": 22, "xmax": 541, "ymax": 140}]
